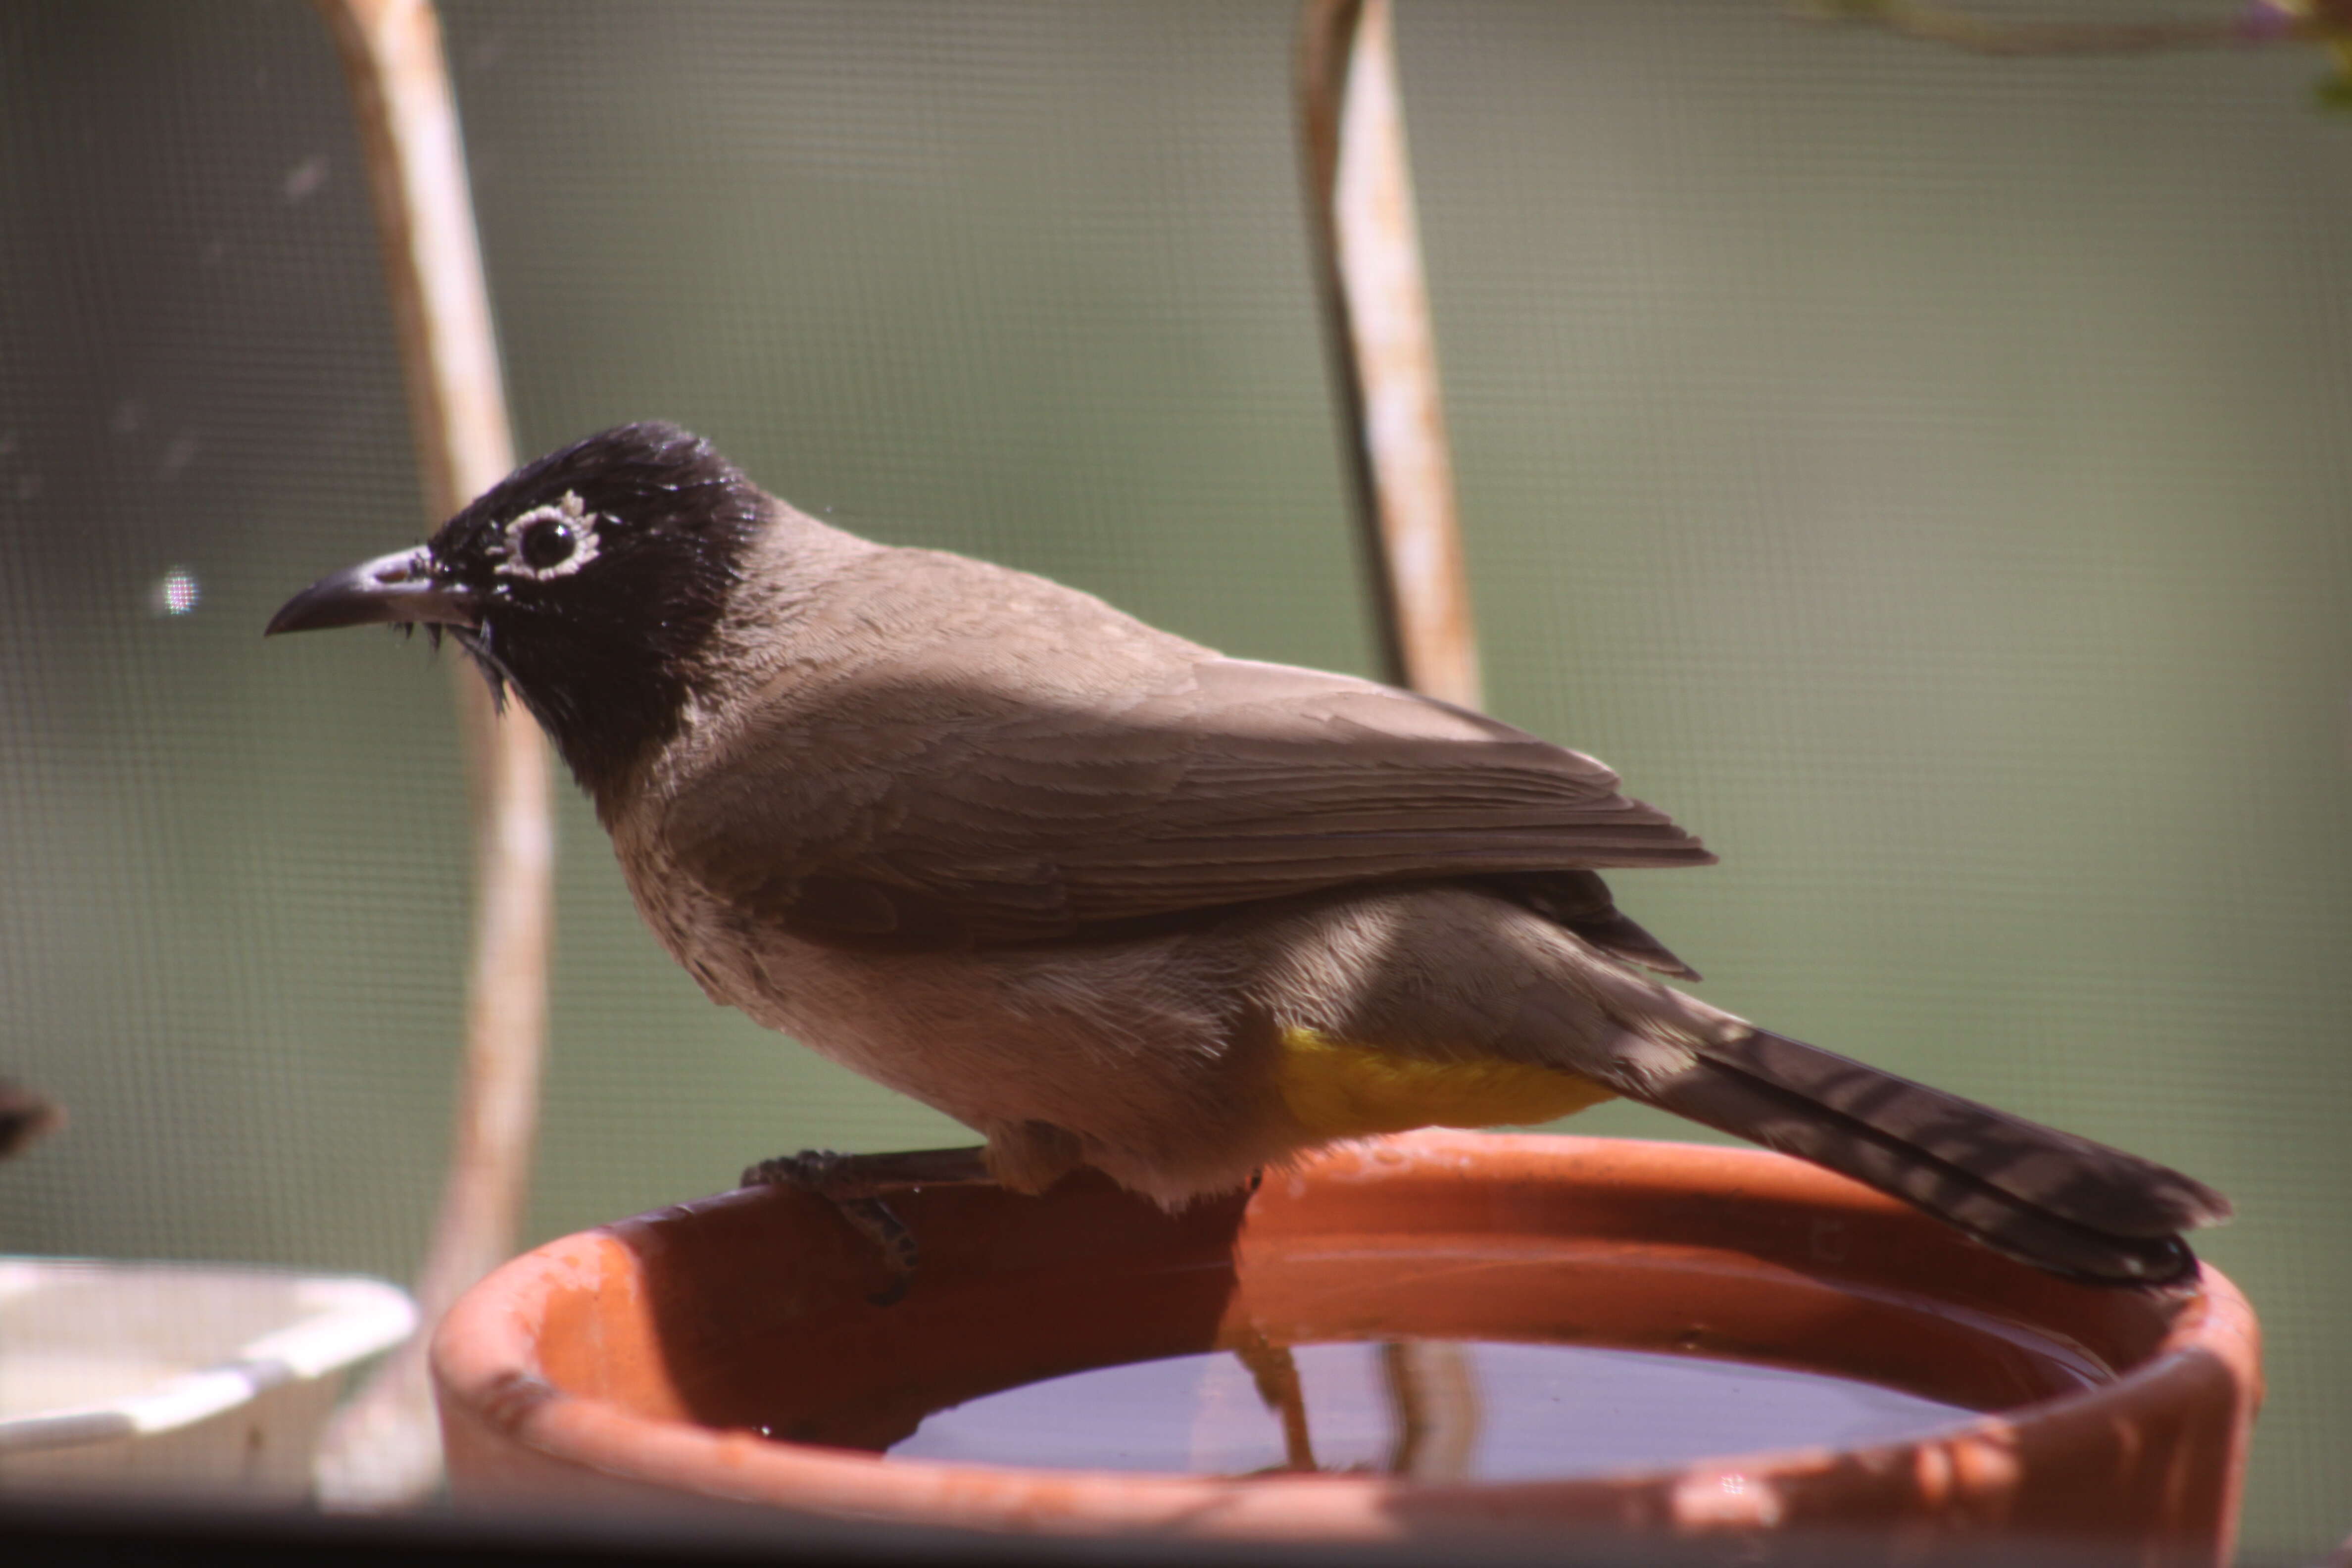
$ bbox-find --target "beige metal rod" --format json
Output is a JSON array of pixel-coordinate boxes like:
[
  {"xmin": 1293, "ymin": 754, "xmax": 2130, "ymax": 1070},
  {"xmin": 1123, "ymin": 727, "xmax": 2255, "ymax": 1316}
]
[
  {"xmin": 1298, "ymin": 0, "xmax": 1482, "ymax": 709},
  {"xmin": 308, "ymin": 0, "xmax": 551, "ymax": 1509}
]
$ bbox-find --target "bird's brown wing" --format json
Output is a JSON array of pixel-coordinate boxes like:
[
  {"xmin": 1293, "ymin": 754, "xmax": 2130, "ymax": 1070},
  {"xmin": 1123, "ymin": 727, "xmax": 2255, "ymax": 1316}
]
[{"xmin": 659, "ymin": 655, "xmax": 1713, "ymax": 950}]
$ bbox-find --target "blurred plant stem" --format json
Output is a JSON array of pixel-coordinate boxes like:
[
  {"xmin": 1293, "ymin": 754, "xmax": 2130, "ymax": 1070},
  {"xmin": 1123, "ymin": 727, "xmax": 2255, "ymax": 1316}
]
[
  {"xmin": 1297, "ymin": 0, "xmax": 1483, "ymax": 710},
  {"xmin": 1803, "ymin": 0, "xmax": 2352, "ymax": 98},
  {"xmin": 307, "ymin": 0, "xmax": 550, "ymax": 1511}
]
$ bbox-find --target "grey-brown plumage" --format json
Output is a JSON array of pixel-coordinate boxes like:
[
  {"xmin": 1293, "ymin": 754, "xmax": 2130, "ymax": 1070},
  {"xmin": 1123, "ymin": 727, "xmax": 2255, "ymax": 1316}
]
[{"xmin": 268, "ymin": 423, "xmax": 2231, "ymax": 1286}]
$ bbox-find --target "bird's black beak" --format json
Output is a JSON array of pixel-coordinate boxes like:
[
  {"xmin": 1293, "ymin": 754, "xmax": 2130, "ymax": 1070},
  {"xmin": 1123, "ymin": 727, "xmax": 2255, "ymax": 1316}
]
[{"xmin": 265, "ymin": 546, "xmax": 482, "ymax": 636}]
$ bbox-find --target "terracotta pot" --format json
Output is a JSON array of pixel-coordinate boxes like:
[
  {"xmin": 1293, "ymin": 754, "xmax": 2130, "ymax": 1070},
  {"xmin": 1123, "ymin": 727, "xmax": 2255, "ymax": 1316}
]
[{"xmin": 433, "ymin": 1129, "xmax": 2258, "ymax": 1561}]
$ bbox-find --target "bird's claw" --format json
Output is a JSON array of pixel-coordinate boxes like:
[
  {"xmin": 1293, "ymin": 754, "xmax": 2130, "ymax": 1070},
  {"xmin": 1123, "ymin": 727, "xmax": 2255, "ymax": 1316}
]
[
  {"xmin": 741, "ymin": 1149, "xmax": 919, "ymax": 1304},
  {"xmin": 740, "ymin": 1146, "xmax": 995, "ymax": 1305}
]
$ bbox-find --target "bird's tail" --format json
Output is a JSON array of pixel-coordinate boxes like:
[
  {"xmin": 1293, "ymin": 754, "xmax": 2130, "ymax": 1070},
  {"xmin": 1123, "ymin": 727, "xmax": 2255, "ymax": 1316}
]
[{"xmin": 1630, "ymin": 1027, "xmax": 2231, "ymax": 1286}]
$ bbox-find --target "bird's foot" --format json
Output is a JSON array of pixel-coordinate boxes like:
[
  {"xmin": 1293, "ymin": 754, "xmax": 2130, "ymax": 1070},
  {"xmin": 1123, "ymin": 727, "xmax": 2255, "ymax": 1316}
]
[
  {"xmin": 1233, "ymin": 1330, "xmax": 1318, "ymax": 1472},
  {"xmin": 739, "ymin": 1145, "xmax": 996, "ymax": 1306}
]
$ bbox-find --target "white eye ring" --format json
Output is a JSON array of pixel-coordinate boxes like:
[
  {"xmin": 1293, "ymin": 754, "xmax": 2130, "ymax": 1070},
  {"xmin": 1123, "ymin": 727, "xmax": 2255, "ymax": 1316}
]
[{"xmin": 494, "ymin": 491, "xmax": 602, "ymax": 581}]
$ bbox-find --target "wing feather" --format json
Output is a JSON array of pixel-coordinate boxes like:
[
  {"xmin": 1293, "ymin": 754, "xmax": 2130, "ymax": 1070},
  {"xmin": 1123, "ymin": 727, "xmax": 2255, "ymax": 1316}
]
[{"xmin": 663, "ymin": 654, "xmax": 1711, "ymax": 948}]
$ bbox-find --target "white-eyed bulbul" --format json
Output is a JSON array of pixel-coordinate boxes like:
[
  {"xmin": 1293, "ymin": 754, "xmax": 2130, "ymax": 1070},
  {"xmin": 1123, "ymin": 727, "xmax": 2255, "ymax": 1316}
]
[{"xmin": 268, "ymin": 423, "xmax": 2229, "ymax": 1286}]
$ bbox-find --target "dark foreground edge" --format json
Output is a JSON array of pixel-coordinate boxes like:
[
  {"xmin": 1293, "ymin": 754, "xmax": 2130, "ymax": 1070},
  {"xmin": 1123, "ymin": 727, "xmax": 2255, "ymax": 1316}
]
[{"xmin": 0, "ymin": 1495, "xmax": 2264, "ymax": 1568}]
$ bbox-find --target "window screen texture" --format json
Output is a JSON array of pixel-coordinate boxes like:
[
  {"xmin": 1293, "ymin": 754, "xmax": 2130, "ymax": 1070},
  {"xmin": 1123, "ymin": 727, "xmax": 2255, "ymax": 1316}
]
[{"xmin": 2, "ymin": 0, "xmax": 2345, "ymax": 1552}]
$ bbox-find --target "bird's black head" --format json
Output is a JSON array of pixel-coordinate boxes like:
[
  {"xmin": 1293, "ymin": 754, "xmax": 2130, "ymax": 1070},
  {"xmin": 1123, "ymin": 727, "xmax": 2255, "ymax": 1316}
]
[{"xmin": 269, "ymin": 422, "xmax": 766, "ymax": 802}]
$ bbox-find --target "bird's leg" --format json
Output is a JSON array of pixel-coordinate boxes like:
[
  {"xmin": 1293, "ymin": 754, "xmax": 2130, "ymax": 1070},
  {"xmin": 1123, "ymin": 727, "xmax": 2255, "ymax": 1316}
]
[
  {"xmin": 1234, "ymin": 1330, "xmax": 1318, "ymax": 1473},
  {"xmin": 740, "ymin": 1145, "xmax": 996, "ymax": 1305}
]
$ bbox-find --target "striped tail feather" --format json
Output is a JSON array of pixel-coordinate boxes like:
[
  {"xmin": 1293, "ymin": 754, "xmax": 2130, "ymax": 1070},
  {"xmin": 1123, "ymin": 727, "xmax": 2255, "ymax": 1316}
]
[{"xmin": 1635, "ymin": 1028, "xmax": 2231, "ymax": 1286}]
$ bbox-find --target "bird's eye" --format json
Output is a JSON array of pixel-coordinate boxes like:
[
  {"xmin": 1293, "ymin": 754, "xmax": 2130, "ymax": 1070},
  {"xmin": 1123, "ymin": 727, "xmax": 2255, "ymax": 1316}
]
[
  {"xmin": 519, "ymin": 517, "xmax": 577, "ymax": 571},
  {"xmin": 495, "ymin": 495, "xmax": 602, "ymax": 581}
]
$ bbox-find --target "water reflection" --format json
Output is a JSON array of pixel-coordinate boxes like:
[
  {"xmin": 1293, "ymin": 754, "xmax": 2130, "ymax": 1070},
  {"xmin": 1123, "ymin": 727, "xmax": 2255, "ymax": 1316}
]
[{"xmin": 890, "ymin": 1339, "xmax": 1978, "ymax": 1479}]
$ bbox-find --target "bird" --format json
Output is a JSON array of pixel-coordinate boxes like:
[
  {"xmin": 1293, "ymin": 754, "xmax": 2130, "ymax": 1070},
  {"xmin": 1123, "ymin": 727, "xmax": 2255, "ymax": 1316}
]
[
  {"xmin": 268, "ymin": 421, "xmax": 2229, "ymax": 1288},
  {"xmin": 0, "ymin": 1078, "xmax": 64, "ymax": 1164}
]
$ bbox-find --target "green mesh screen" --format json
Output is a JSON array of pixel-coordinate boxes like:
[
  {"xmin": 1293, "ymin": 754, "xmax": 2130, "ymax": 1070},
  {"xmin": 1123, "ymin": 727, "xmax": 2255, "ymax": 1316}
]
[{"xmin": 1, "ymin": 0, "xmax": 2345, "ymax": 1552}]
